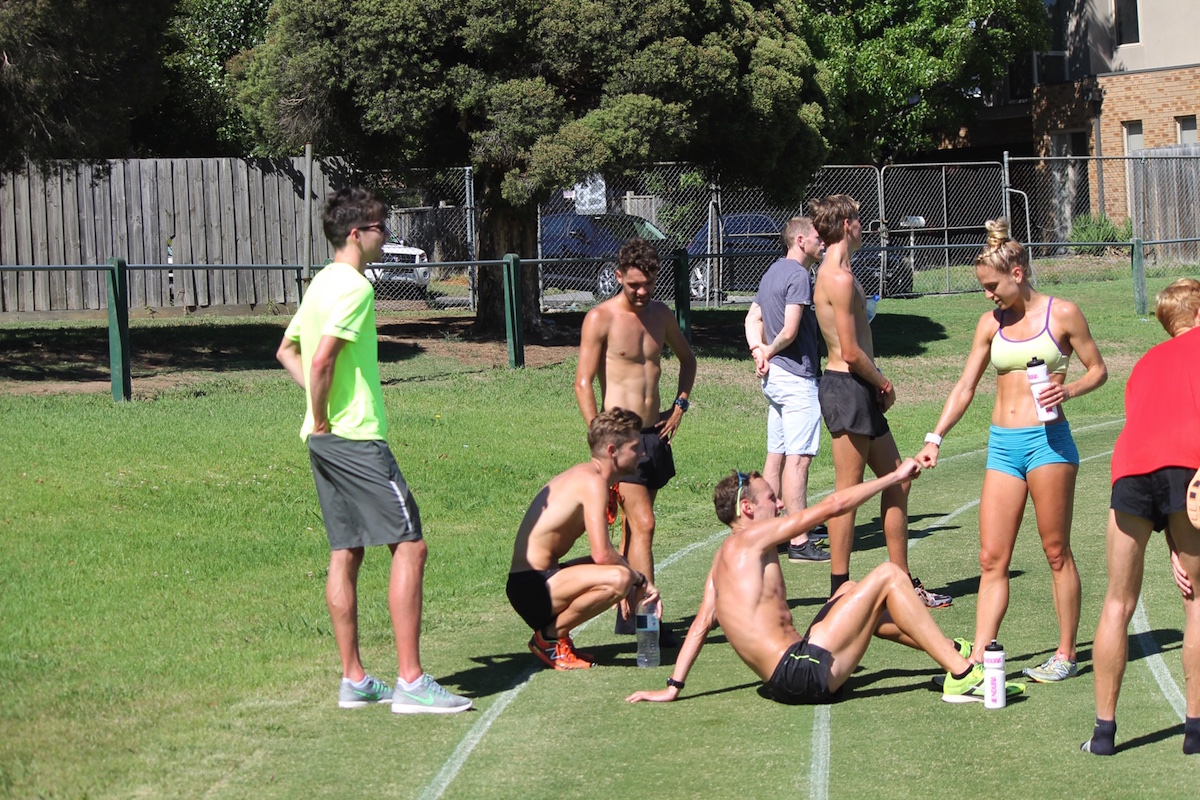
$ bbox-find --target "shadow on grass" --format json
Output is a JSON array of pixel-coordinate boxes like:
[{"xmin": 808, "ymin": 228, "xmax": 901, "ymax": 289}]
[
  {"xmin": 687, "ymin": 308, "xmax": 948, "ymax": 361},
  {"xmin": 1116, "ymin": 723, "xmax": 1185, "ymax": 753},
  {"xmin": 0, "ymin": 318, "xmax": 440, "ymax": 384}
]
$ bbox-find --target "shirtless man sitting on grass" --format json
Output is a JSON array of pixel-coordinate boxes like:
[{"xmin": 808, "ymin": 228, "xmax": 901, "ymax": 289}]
[
  {"xmin": 627, "ymin": 463, "xmax": 1020, "ymax": 705},
  {"xmin": 508, "ymin": 408, "xmax": 661, "ymax": 670}
]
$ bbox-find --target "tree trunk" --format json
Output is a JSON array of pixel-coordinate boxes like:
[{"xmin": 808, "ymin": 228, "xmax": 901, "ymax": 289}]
[{"xmin": 470, "ymin": 167, "xmax": 543, "ymax": 336}]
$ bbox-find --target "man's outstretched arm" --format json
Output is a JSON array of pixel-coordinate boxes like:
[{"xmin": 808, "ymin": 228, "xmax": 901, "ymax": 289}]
[{"xmin": 626, "ymin": 568, "xmax": 717, "ymax": 703}]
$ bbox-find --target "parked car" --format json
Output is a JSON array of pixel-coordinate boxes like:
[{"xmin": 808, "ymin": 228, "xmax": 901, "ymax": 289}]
[
  {"xmin": 687, "ymin": 213, "xmax": 782, "ymax": 299},
  {"xmin": 687, "ymin": 212, "xmax": 914, "ymax": 299},
  {"xmin": 538, "ymin": 212, "xmax": 671, "ymax": 297},
  {"xmin": 366, "ymin": 240, "xmax": 431, "ymax": 299}
]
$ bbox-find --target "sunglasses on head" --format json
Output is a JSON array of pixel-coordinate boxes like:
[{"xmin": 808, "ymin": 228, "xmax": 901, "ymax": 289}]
[{"xmin": 735, "ymin": 471, "xmax": 750, "ymax": 517}]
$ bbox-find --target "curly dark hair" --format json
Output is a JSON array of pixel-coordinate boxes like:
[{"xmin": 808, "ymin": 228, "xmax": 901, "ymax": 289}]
[{"xmin": 617, "ymin": 237, "xmax": 660, "ymax": 277}]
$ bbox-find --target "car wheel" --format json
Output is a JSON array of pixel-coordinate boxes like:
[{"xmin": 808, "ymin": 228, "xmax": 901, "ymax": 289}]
[{"xmin": 595, "ymin": 263, "xmax": 619, "ymax": 298}]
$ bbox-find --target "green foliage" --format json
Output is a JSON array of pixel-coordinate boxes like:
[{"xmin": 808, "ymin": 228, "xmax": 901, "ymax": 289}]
[
  {"xmin": 232, "ymin": 0, "xmax": 830, "ymax": 210},
  {"xmin": 0, "ymin": 0, "xmax": 174, "ymax": 170},
  {"xmin": 1069, "ymin": 213, "xmax": 1134, "ymax": 256},
  {"xmin": 800, "ymin": 0, "xmax": 1050, "ymax": 160},
  {"xmin": 134, "ymin": 0, "xmax": 272, "ymax": 155}
]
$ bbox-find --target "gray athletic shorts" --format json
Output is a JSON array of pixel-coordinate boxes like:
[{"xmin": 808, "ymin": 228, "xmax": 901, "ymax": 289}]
[{"xmin": 307, "ymin": 434, "xmax": 422, "ymax": 549}]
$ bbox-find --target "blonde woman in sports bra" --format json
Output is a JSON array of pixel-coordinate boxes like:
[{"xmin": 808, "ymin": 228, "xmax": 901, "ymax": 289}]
[{"xmin": 915, "ymin": 218, "xmax": 1107, "ymax": 685}]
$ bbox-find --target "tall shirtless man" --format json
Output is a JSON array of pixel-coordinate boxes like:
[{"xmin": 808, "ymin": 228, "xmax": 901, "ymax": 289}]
[
  {"xmin": 575, "ymin": 238, "xmax": 697, "ymax": 638},
  {"xmin": 626, "ymin": 465, "xmax": 1007, "ymax": 705},
  {"xmin": 809, "ymin": 194, "xmax": 950, "ymax": 607},
  {"xmin": 508, "ymin": 409, "xmax": 661, "ymax": 670}
]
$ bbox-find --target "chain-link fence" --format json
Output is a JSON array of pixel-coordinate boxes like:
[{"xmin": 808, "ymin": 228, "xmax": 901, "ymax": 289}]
[{"xmin": 373, "ymin": 166, "xmax": 475, "ymax": 310}]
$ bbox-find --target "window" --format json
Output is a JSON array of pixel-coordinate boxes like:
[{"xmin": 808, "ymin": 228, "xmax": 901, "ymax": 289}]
[
  {"xmin": 1179, "ymin": 116, "xmax": 1198, "ymax": 145},
  {"xmin": 1115, "ymin": 0, "xmax": 1140, "ymax": 46},
  {"xmin": 1124, "ymin": 120, "xmax": 1143, "ymax": 154}
]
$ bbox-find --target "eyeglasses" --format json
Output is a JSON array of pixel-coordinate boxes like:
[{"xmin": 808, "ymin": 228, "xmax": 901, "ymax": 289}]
[
  {"xmin": 735, "ymin": 471, "xmax": 749, "ymax": 517},
  {"xmin": 357, "ymin": 221, "xmax": 391, "ymax": 238}
]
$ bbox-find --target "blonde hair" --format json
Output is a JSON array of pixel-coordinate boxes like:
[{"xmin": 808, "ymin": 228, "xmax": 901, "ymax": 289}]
[
  {"xmin": 781, "ymin": 216, "xmax": 815, "ymax": 251},
  {"xmin": 587, "ymin": 407, "xmax": 643, "ymax": 453},
  {"xmin": 975, "ymin": 218, "xmax": 1033, "ymax": 282},
  {"xmin": 1154, "ymin": 278, "xmax": 1200, "ymax": 337}
]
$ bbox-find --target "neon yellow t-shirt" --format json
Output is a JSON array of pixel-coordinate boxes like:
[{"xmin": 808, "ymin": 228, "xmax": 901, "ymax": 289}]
[{"xmin": 284, "ymin": 262, "xmax": 386, "ymax": 440}]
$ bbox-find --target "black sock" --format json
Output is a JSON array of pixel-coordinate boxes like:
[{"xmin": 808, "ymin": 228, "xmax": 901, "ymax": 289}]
[
  {"xmin": 951, "ymin": 664, "xmax": 974, "ymax": 680},
  {"xmin": 831, "ymin": 572, "xmax": 849, "ymax": 596},
  {"xmin": 540, "ymin": 626, "xmax": 558, "ymax": 642},
  {"xmin": 1083, "ymin": 718, "xmax": 1117, "ymax": 756},
  {"xmin": 1184, "ymin": 716, "xmax": 1200, "ymax": 755}
]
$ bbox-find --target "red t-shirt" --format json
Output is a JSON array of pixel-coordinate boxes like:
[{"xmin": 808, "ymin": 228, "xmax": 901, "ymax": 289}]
[{"xmin": 1111, "ymin": 326, "xmax": 1200, "ymax": 483}]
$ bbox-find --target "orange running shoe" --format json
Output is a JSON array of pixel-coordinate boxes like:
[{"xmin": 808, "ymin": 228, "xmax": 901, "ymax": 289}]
[
  {"xmin": 528, "ymin": 630, "xmax": 592, "ymax": 670},
  {"xmin": 560, "ymin": 632, "xmax": 595, "ymax": 663}
]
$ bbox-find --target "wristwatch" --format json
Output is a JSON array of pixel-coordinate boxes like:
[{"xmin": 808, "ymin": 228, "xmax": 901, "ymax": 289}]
[
  {"xmin": 666, "ymin": 677, "xmax": 685, "ymax": 690},
  {"xmin": 673, "ymin": 396, "xmax": 689, "ymax": 412}
]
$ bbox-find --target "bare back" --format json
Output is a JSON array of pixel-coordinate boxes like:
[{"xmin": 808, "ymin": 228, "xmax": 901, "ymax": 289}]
[
  {"xmin": 813, "ymin": 253, "xmax": 874, "ymax": 374},
  {"xmin": 577, "ymin": 297, "xmax": 674, "ymax": 427},
  {"xmin": 711, "ymin": 532, "xmax": 803, "ymax": 680},
  {"xmin": 510, "ymin": 462, "xmax": 610, "ymax": 572}
]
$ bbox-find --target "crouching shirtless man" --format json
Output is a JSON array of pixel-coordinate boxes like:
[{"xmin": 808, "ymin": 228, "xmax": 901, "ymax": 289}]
[
  {"xmin": 628, "ymin": 462, "xmax": 1007, "ymax": 704},
  {"xmin": 509, "ymin": 408, "xmax": 661, "ymax": 670}
]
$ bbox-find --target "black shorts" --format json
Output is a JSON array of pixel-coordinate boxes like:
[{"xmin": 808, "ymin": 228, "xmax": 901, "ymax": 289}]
[
  {"xmin": 1111, "ymin": 467, "xmax": 1196, "ymax": 532},
  {"xmin": 307, "ymin": 434, "xmax": 422, "ymax": 550},
  {"xmin": 818, "ymin": 371, "xmax": 889, "ymax": 439},
  {"xmin": 506, "ymin": 567, "xmax": 560, "ymax": 631},
  {"xmin": 620, "ymin": 427, "xmax": 676, "ymax": 490},
  {"xmin": 766, "ymin": 639, "xmax": 840, "ymax": 705}
]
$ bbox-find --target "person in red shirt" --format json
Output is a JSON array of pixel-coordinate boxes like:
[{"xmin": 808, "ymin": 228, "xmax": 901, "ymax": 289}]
[{"xmin": 1084, "ymin": 278, "xmax": 1200, "ymax": 755}]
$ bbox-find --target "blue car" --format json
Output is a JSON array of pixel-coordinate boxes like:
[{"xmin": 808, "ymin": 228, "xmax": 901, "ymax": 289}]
[
  {"xmin": 687, "ymin": 213, "xmax": 783, "ymax": 298},
  {"xmin": 539, "ymin": 212, "xmax": 672, "ymax": 297}
]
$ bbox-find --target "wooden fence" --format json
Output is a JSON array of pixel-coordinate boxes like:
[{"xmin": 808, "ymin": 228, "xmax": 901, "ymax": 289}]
[{"xmin": 0, "ymin": 157, "xmax": 346, "ymax": 313}]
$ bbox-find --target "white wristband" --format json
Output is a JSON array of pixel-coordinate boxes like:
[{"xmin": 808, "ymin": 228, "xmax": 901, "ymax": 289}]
[{"xmin": 924, "ymin": 432, "xmax": 943, "ymax": 447}]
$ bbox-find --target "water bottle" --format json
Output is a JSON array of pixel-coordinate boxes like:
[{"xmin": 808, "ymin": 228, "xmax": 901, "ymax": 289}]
[
  {"xmin": 983, "ymin": 639, "xmax": 1006, "ymax": 709},
  {"xmin": 635, "ymin": 599, "xmax": 660, "ymax": 668},
  {"xmin": 865, "ymin": 293, "xmax": 880, "ymax": 323},
  {"xmin": 1026, "ymin": 357, "xmax": 1059, "ymax": 422}
]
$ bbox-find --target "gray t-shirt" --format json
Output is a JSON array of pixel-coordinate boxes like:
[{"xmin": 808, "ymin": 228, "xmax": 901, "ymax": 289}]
[{"xmin": 752, "ymin": 257, "xmax": 821, "ymax": 379}]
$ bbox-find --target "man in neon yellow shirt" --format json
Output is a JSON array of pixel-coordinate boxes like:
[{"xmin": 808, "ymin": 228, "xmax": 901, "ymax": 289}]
[{"xmin": 277, "ymin": 187, "xmax": 471, "ymax": 714}]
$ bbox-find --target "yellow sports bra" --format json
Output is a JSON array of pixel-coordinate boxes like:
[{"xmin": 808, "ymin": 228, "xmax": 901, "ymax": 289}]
[{"xmin": 990, "ymin": 298, "xmax": 1069, "ymax": 375}]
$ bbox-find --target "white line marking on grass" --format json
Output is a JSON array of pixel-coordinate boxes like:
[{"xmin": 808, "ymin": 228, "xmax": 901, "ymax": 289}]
[
  {"xmin": 809, "ymin": 705, "xmax": 831, "ymax": 800},
  {"xmin": 1132, "ymin": 597, "xmax": 1188, "ymax": 722},
  {"xmin": 416, "ymin": 667, "xmax": 537, "ymax": 800},
  {"xmin": 418, "ymin": 528, "xmax": 730, "ymax": 800}
]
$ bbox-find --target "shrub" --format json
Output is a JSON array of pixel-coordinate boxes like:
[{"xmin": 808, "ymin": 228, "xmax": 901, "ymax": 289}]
[{"xmin": 1069, "ymin": 213, "xmax": 1134, "ymax": 256}]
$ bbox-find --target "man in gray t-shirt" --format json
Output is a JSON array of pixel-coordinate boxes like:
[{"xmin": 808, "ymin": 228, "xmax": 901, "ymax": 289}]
[{"xmin": 745, "ymin": 216, "xmax": 828, "ymax": 563}]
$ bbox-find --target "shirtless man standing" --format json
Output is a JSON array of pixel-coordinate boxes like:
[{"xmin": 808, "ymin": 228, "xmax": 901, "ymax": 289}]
[
  {"xmin": 508, "ymin": 408, "xmax": 661, "ymax": 670},
  {"xmin": 809, "ymin": 195, "xmax": 950, "ymax": 607},
  {"xmin": 575, "ymin": 238, "xmax": 697, "ymax": 638},
  {"xmin": 626, "ymin": 465, "xmax": 1008, "ymax": 705}
]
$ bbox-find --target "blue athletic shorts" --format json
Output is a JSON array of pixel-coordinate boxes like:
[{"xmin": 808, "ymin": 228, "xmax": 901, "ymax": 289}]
[{"xmin": 985, "ymin": 423, "xmax": 1079, "ymax": 480}]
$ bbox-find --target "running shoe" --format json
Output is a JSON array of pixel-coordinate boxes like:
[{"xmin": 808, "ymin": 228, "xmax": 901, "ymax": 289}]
[
  {"xmin": 391, "ymin": 674, "xmax": 473, "ymax": 714},
  {"xmin": 337, "ymin": 675, "xmax": 393, "ymax": 708},
  {"xmin": 1022, "ymin": 654, "xmax": 1078, "ymax": 682},
  {"xmin": 941, "ymin": 663, "xmax": 986, "ymax": 703},
  {"xmin": 560, "ymin": 632, "xmax": 595, "ymax": 663},
  {"xmin": 528, "ymin": 630, "xmax": 592, "ymax": 670},
  {"xmin": 788, "ymin": 540, "xmax": 831, "ymax": 563},
  {"xmin": 953, "ymin": 637, "xmax": 972, "ymax": 659},
  {"xmin": 911, "ymin": 576, "xmax": 952, "ymax": 609}
]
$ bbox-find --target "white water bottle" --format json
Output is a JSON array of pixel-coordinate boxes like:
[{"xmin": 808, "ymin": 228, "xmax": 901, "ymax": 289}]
[
  {"xmin": 1026, "ymin": 357, "xmax": 1059, "ymax": 422},
  {"xmin": 635, "ymin": 599, "xmax": 660, "ymax": 668},
  {"xmin": 983, "ymin": 640, "xmax": 1006, "ymax": 709}
]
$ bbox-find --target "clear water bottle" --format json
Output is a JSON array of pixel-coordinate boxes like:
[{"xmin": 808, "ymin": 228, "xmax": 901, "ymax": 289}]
[
  {"xmin": 983, "ymin": 639, "xmax": 1006, "ymax": 709},
  {"xmin": 865, "ymin": 293, "xmax": 880, "ymax": 323},
  {"xmin": 1026, "ymin": 357, "xmax": 1059, "ymax": 422},
  {"xmin": 635, "ymin": 599, "xmax": 660, "ymax": 668}
]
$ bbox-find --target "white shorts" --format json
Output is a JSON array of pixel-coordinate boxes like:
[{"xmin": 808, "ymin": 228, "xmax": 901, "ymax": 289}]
[{"xmin": 763, "ymin": 368, "xmax": 821, "ymax": 457}]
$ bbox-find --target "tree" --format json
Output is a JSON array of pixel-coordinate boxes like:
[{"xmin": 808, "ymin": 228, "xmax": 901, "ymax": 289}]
[
  {"xmin": 232, "ymin": 0, "xmax": 830, "ymax": 331},
  {"xmin": 799, "ymin": 0, "xmax": 1049, "ymax": 161},
  {"xmin": 133, "ymin": 0, "xmax": 273, "ymax": 155},
  {"xmin": 0, "ymin": 0, "xmax": 174, "ymax": 171}
]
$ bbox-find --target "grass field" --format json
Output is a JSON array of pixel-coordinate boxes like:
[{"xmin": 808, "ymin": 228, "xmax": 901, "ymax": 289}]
[{"xmin": 2, "ymin": 277, "xmax": 1198, "ymax": 798}]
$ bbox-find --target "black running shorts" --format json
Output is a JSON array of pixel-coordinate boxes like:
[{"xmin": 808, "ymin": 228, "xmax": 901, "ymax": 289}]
[
  {"xmin": 818, "ymin": 371, "xmax": 889, "ymax": 439},
  {"xmin": 1110, "ymin": 467, "xmax": 1196, "ymax": 532},
  {"xmin": 766, "ymin": 639, "xmax": 840, "ymax": 705}
]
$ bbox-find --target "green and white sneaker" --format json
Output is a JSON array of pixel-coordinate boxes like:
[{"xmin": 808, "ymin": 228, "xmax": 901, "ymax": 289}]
[
  {"xmin": 942, "ymin": 663, "xmax": 987, "ymax": 703},
  {"xmin": 338, "ymin": 675, "xmax": 393, "ymax": 708},
  {"xmin": 391, "ymin": 674, "xmax": 474, "ymax": 715},
  {"xmin": 953, "ymin": 637, "xmax": 972, "ymax": 659},
  {"xmin": 1023, "ymin": 654, "xmax": 1078, "ymax": 683}
]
